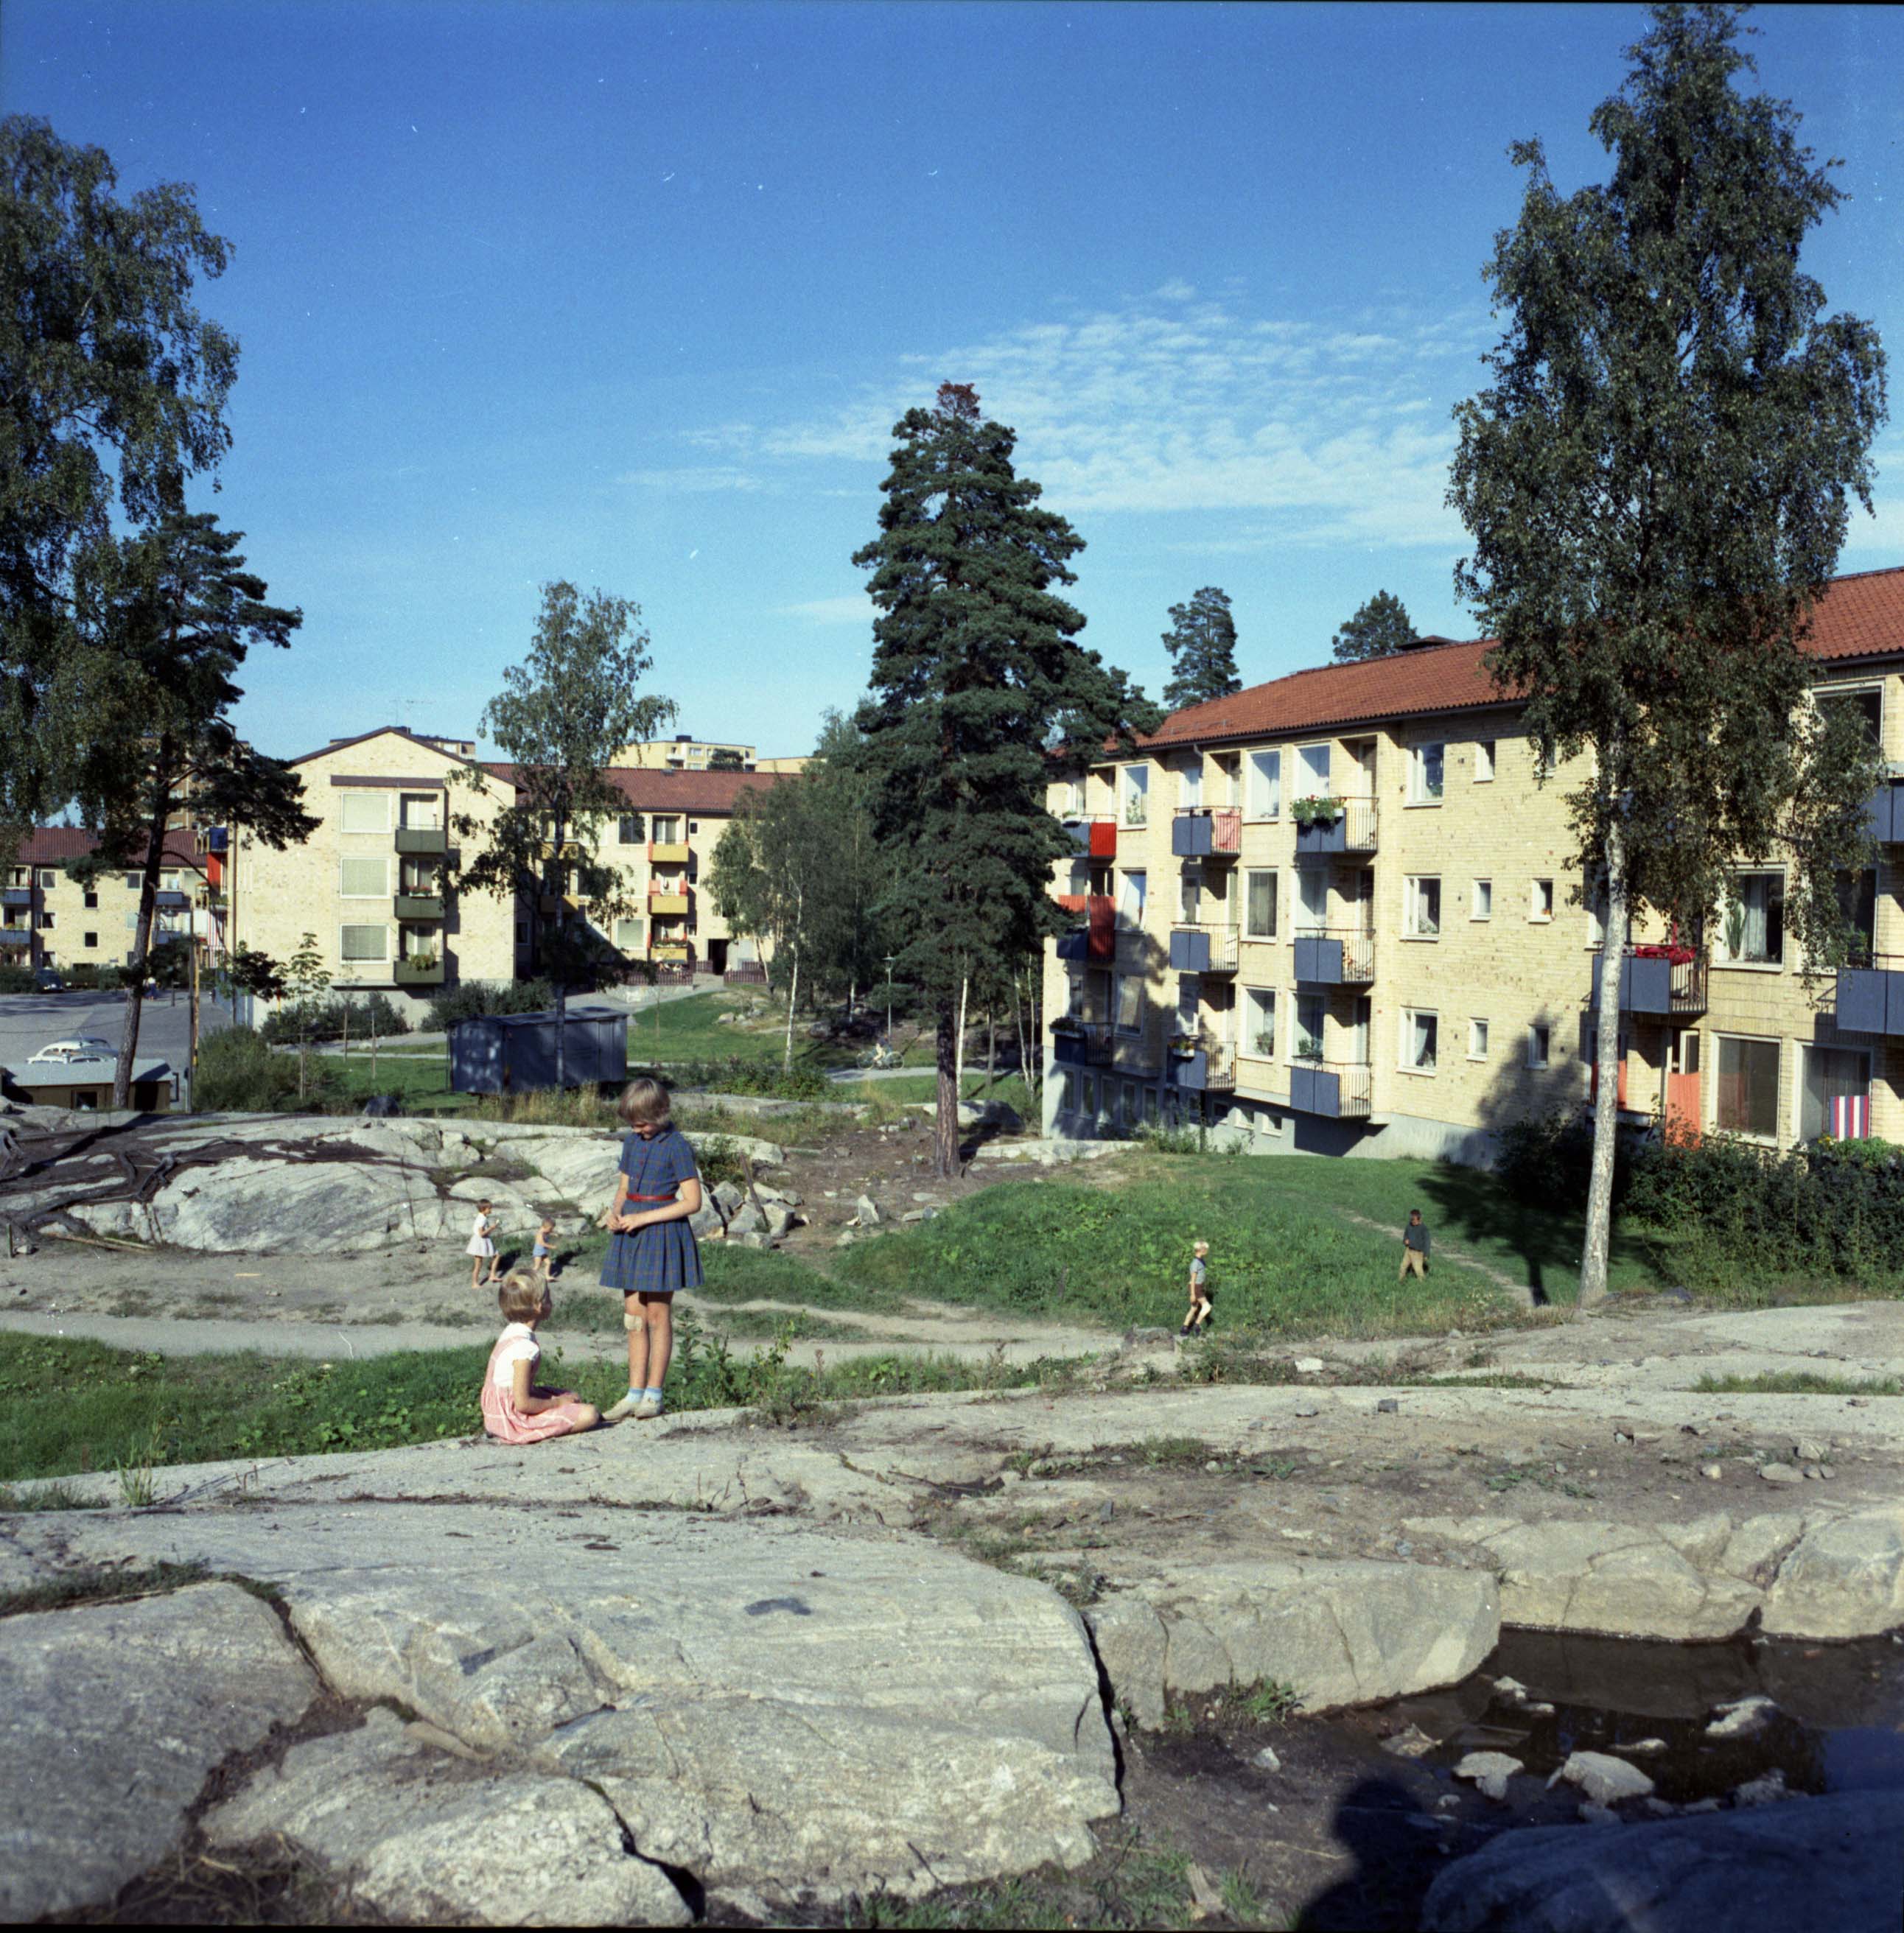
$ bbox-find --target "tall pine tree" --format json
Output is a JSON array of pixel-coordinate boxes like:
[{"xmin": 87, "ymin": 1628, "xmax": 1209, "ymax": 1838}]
[
  {"xmin": 1330, "ymin": 590, "xmax": 1413, "ymax": 663},
  {"xmin": 1450, "ymin": 3, "xmax": 1886, "ymax": 1309},
  {"xmin": 853, "ymin": 383, "xmax": 1157, "ymax": 1176},
  {"xmin": 1160, "ymin": 586, "xmax": 1242, "ymax": 710}
]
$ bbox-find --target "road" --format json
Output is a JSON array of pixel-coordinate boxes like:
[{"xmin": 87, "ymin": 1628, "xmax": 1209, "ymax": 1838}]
[{"xmin": 0, "ymin": 986, "xmax": 230, "ymax": 1076}]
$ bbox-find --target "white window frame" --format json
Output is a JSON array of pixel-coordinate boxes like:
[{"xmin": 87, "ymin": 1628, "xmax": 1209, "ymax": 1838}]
[
  {"xmin": 1119, "ymin": 869, "xmax": 1147, "ymax": 928},
  {"xmin": 1401, "ymin": 1007, "xmax": 1440, "ymax": 1074},
  {"xmin": 1292, "ymin": 992, "xmax": 1326, "ymax": 1062},
  {"xmin": 1114, "ymin": 973, "xmax": 1144, "ymax": 1035},
  {"xmin": 1712, "ymin": 1031, "xmax": 1782, "ymax": 1143},
  {"xmin": 1527, "ymin": 1022, "xmax": 1551, "ymax": 1069},
  {"xmin": 338, "ymin": 790, "xmax": 390, "ymax": 835},
  {"xmin": 1530, "ymin": 878, "xmax": 1555, "ymax": 922},
  {"xmin": 1474, "ymin": 739, "xmax": 1496, "ymax": 782},
  {"xmin": 1246, "ymin": 749, "xmax": 1281, "ymax": 821},
  {"xmin": 1717, "ymin": 870, "xmax": 1787, "ymax": 968},
  {"xmin": 339, "ymin": 923, "xmax": 390, "ymax": 964},
  {"xmin": 652, "ymin": 814, "xmax": 682, "ymax": 843},
  {"xmin": 1296, "ymin": 742, "xmax": 1331, "ymax": 796},
  {"xmin": 1245, "ymin": 986, "xmax": 1277, "ymax": 1061},
  {"xmin": 339, "ymin": 855, "xmax": 391, "ymax": 899},
  {"xmin": 1245, "ymin": 869, "xmax": 1278, "ymax": 941},
  {"xmin": 1178, "ymin": 760, "xmax": 1203, "ymax": 809},
  {"xmin": 1471, "ymin": 878, "xmax": 1492, "ymax": 921},
  {"xmin": 1404, "ymin": 874, "xmax": 1442, "ymax": 939},
  {"xmin": 1468, "ymin": 1017, "xmax": 1490, "ymax": 1061},
  {"xmin": 1409, "ymin": 742, "xmax": 1446, "ymax": 805},
  {"xmin": 1121, "ymin": 764, "xmax": 1150, "ymax": 827}
]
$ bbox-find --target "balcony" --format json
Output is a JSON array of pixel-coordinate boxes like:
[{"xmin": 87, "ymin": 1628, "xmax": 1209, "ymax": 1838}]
[
  {"xmin": 1835, "ymin": 955, "xmax": 1904, "ymax": 1034},
  {"xmin": 0, "ymin": 927, "xmax": 30, "ymax": 947},
  {"xmin": 1170, "ymin": 922, "xmax": 1239, "ymax": 973},
  {"xmin": 1055, "ymin": 894, "xmax": 1116, "ymax": 964},
  {"xmin": 1065, "ymin": 815, "xmax": 1118, "ymax": 860},
  {"xmin": 1288, "ymin": 1059, "xmax": 1373, "ymax": 1118},
  {"xmin": 1169, "ymin": 1034, "xmax": 1237, "ymax": 1092},
  {"xmin": 1051, "ymin": 1019, "xmax": 1115, "ymax": 1067},
  {"xmin": 1, "ymin": 888, "xmax": 31, "ymax": 909},
  {"xmin": 393, "ymin": 954, "xmax": 444, "ymax": 988},
  {"xmin": 198, "ymin": 826, "xmax": 230, "ymax": 854},
  {"xmin": 1590, "ymin": 947, "xmax": 1709, "ymax": 1019},
  {"xmin": 649, "ymin": 839, "xmax": 691, "ymax": 866},
  {"xmin": 1294, "ymin": 927, "xmax": 1376, "ymax": 985},
  {"xmin": 1294, "ymin": 797, "xmax": 1379, "ymax": 860},
  {"xmin": 1864, "ymin": 782, "xmax": 1904, "ymax": 843},
  {"xmin": 650, "ymin": 888, "xmax": 692, "ymax": 916},
  {"xmin": 1172, "ymin": 808, "xmax": 1242, "ymax": 860},
  {"xmin": 650, "ymin": 938, "xmax": 693, "ymax": 964},
  {"xmin": 395, "ymin": 894, "xmax": 444, "ymax": 921},
  {"xmin": 396, "ymin": 825, "xmax": 448, "ymax": 856},
  {"xmin": 153, "ymin": 891, "xmax": 190, "ymax": 912}
]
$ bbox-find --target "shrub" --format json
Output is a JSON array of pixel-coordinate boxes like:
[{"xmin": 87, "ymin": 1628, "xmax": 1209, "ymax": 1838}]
[
  {"xmin": 425, "ymin": 979, "xmax": 553, "ymax": 1030},
  {"xmin": 260, "ymin": 993, "xmax": 413, "ymax": 1046},
  {"xmin": 0, "ymin": 964, "xmax": 35, "ymax": 993},
  {"xmin": 1493, "ymin": 1107, "xmax": 1640, "ymax": 1212},
  {"xmin": 64, "ymin": 964, "xmax": 102, "ymax": 991},
  {"xmin": 656, "ymin": 1056, "xmax": 832, "ymax": 1102},
  {"xmin": 192, "ymin": 1026, "xmax": 340, "ymax": 1112}
]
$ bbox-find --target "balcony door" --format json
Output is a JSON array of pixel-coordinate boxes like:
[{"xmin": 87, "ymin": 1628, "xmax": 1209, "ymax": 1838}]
[
  {"xmin": 1345, "ymin": 738, "xmax": 1376, "ymax": 799},
  {"xmin": 1346, "ymin": 995, "xmax": 1371, "ymax": 1065},
  {"xmin": 1296, "ymin": 868, "xmax": 1327, "ymax": 935},
  {"xmin": 1297, "ymin": 743, "xmax": 1331, "ymax": 796},
  {"xmin": 1177, "ymin": 975, "xmax": 1200, "ymax": 1037}
]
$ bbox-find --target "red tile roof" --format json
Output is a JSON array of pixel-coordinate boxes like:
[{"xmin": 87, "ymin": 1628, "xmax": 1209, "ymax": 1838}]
[
  {"xmin": 9, "ymin": 828, "xmax": 200, "ymax": 869},
  {"xmin": 1141, "ymin": 563, "xmax": 1904, "ymax": 749},
  {"xmin": 480, "ymin": 765, "xmax": 792, "ymax": 815}
]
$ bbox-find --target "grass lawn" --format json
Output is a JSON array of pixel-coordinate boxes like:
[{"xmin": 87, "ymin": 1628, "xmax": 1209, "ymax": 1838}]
[{"xmin": 333, "ymin": 1046, "xmax": 472, "ymax": 1114}]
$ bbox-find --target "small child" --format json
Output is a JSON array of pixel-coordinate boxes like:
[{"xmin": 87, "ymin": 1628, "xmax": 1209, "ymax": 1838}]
[
  {"xmin": 480, "ymin": 1272, "xmax": 600, "ymax": 1443},
  {"xmin": 531, "ymin": 1217, "xmax": 558, "ymax": 1285},
  {"xmin": 466, "ymin": 1199, "xmax": 500, "ymax": 1291},
  {"xmin": 1181, "ymin": 1239, "xmax": 1212, "ymax": 1337}
]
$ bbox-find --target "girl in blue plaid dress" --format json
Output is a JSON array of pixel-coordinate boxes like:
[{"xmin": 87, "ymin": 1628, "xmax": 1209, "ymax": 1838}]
[{"xmin": 600, "ymin": 1078, "xmax": 704, "ymax": 1422}]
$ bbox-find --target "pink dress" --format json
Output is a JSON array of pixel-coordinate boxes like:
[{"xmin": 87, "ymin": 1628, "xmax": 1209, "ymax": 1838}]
[{"xmin": 480, "ymin": 1323, "xmax": 592, "ymax": 1444}]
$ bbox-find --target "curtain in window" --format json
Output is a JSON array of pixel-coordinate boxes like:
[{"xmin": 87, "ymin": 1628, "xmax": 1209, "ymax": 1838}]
[
  {"xmin": 1249, "ymin": 752, "xmax": 1281, "ymax": 818},
  {"xmin": 1801, "ymin": 1046, "xmax": 1869, "ymax": 1141},
  {"xmin": 1412, "ymin": 1011, "xmax": 1438, "ymax": 1068},
  {"xmin": 1247, "ymin": 871, "xmax": 1277, "ymax": 937},
  {"xmin": 1715, "ymin": 1036, "xmax": 1779, "ymax": 1137}
]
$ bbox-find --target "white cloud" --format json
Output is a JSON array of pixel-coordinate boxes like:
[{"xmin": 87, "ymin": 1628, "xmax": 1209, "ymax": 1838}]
[
  {"xmin": 617, "ymin": 465, "xmax": 761, "ymax": 494},
  {"xmin": 780, "ymin": 593, "xmax": 875, "ymax": 625},
  {"xmin": 707, "ymin": 289, "xmax": 1493, "ymax": 547}
]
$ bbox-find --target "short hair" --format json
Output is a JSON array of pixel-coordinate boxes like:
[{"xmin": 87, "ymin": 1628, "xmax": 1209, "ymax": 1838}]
[
  {"xmin": 539, "ymin": 1215, "xmax": 556, "ymax": 1229},
  {"xmin": 497, "ymin": 1271, "xmax": 543, "ymax": 1322},
  {"xmin": 1193, "ymin": 1240, "xmax": 1210, "ymax": 1252},
  {"xmin": 1409, "ymin": 1208, "xmax": 1423, "ymax": 1218},
  {"xmin": 477, "ymin": 1198, "xmax": 493, "ymax": 1212},
  {"xmin": 617, "ymin": 1076, "xmax": 672, "ymax": 1128}
]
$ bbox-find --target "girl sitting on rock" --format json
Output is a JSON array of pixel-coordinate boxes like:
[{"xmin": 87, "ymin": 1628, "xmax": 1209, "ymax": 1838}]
[
  {"xmin": 480, "ymin": 1272, "xmax": 600, "ymax": 1443},
  {"xmin": 599, "ymin": 1077, "xmax": 703, "ymax": 1423}
]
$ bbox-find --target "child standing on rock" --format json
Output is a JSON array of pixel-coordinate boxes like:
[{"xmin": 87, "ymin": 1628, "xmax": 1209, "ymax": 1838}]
[
  {"xmin": 480, "ymin": 1272, "xmax": 600, "ymax": 1443},
  {"xmin": 466, "ymin": 1199, "xmax": 500, "ymax": 1291},
  {"xmin": 599, "ymin": 1078, "xmax": 703, "ymax": 1422}
]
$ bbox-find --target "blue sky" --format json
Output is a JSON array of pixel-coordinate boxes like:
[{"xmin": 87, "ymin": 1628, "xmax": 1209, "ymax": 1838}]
[{"xmin": 8, "ymin": 3, "xmax": 1904, "ymax": 761}]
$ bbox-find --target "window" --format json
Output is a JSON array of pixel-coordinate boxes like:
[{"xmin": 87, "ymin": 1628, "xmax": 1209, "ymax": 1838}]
[
  {"xmin": 1404, "ymin": 875, "xmax": 1441, "ymax": 937},
  {"xmin": 1295, "ymin": 866, "xmax": 1327, "ymax": 935},
  {"xmin": 1530, "ymin": 878, "xmax": 1555, "ymax": 922},
  {"xmin": 161, "ymin": 871, "xmax": 181, "ymax": 891},
  {"xmin": 1820, "ymin": 687, "xmax": 1883, "ymax": 748},
  {"xmin": 1119, "ymin": 869, "xmax": 1147, "ymax": 927},
  {"xmin": 1121, "ymin": 1081, "xmax": 1141, "ymax": 1126},
  {"xmin": 123, "ymin": 872, "xmax": 141, "ymax": 891},
  {"xmin": 1836, "ymin": 869, "xmax": 1877, "ymax": 966},
  {"xmin": 399, "ymin": 792, "xmax": 441, "ymax": 831},
  {"xmin": 340, "ymin": 925, "xmax": 389, "ymax": 963},
  {"xmin": 652, "ymin": 815, "xmax": 682, "ymax": 843},
  {"xmin": 1178, "ymin": 867, "xmax": 1202, "ymax": 925},
  {"xmin": 340, "ymin": 855, "xmax": 389, "ymax": 898},
  {"xmin": 1404, "ymin": 1008, "xmax": 1439, "ymax": 1073},
  {"xmin": 1296, "ymin": 742, "xmax": 1331, "ymax": 796},
  {"xmin": 689, "ymin": 820, "xmax": 701, "ymax": 835},
  {"xmin": 38, "ymin": 910, "xmax": 53, "ymax": 930},
  {"xmin": 1471, "ymin": 878, "xmax": 1492, "ymax": 921},
  {"xmin": 339, "ymin": 790, "xmax": 388, "ymax": 834},
  {"xmin": 516, "ymin": 921, "xmax": 529, "ymax": 945},
  {"xmin": 1121, "ymin": 764, "xmax": 1149, "ymax": 826},
  {"xmin": 1527, "ymin": 1023, "xmax": 1551, "ymax": 1069},
  {"xmin": 38, "ymin": 869, "xmax": 55, "ymax": 888},
  {"xmin": 1409, "ymin": 743, "xmax": 1446, "ymax": 803},
  {"xmin": 1293, "ymin": 992, "xmax": 1326, "ymax": 1061},
  {"xmin": 614, "ymin": 917, "xmax": 645, "ymax": 950},
  {"xmin": 83, "ymin": 890, "xmax": 97, "ymax": 908},
  {"xmin": 1714, "ymin": 1034, "xmax": 1780, "ymax": 1139},
  {"xmin": 1719, "ymin": 872, "xmax": 1785, "ymax": 966},
  {"xmin": 83, "ymin": 931, "xmax": 97, "ymax": 950},
  {"xmin": 1246, "ymin": 987, "xmax": 1277, "ymax": 1059},
  {"xmin": 618, "ymin": 815, "xmax": 640, "ymax": 845},
  {"xmin": 1179, "ymin": 761, "xmax": 1203, "ymax": 809},
  {"xmin": 1474, "ymin": 739, "xmax": 1496, "ymax": 782},
  {"xmin": 1801, "ymin": 1045, "xmax": 1872, "ymax": 1143},
  {"xmin": 1469, "ymin": 1018, "xmax": 1490, "ymax": 1060},
  {"xmin": 1115, "ymin": 975, "xmax": 1144, "ymax": 1034},
  {"xmin": 1247, "ymin": 750, "xmax": 1281, "ymax": 820},
  {"xmin": 1245, "ymin": 870, "xmax": 1278, "ymax": 940},
  {"xmin": 1060, "ymin": 779, "xmax": 1085, "ymax": 817}
]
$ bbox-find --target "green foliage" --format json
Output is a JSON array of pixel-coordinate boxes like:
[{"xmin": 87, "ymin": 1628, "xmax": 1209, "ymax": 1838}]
[
  {"xmin": 1228, "ymin": 1677, "xmax": 1305, "ymax": 1723},
  {"xmin": 191, "ymin": 1024, "xmax": 338, "ymax": 1112},
  {"xmin": 1289, "ymin": 793, "xmax": 1345, "ymax": 827},
  {"xmin": 424, "ymin": 978, "xmax": 554, "ymax": 1028},
  {"xmin": 0, "ymin": 964, "xmax": 33, "ymax": 993},
  {"xmin": 657, "ymin": 1056, "xmax": 833, "ymax": 1101},
  {"xmin": 260, "ymin": 992, "xmax": 411, "ymax": 1046},
  {"xmin": 1330, "ymin": 589, "xmax": 1414, "ymax": 664},
  {"xmin": 1494, "ymin": 1108, "xmax": 1636, "ymax": 1212},
  {"xmin": 1159, "ymin": 585, "xmax": 1242, "ymax": 711},
  {"xmin": 0, "ymin": 117, "xmax": 239, "ymax": 843}
]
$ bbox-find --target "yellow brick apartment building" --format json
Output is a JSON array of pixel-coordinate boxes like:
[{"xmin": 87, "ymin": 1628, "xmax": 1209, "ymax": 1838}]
[{"xmin": 1043, "ymin": 566, "xmax": 1904, "ymax": 1161}]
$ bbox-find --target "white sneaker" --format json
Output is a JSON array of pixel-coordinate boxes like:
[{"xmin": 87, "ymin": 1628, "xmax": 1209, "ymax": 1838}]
[
  {"xmin": 633, "ymin": 1395, "xmax": 665, "ymax": 1420},
  {"xmin": 602, "ymin": 1393, "xmax": 643, "ymax": 1423}
]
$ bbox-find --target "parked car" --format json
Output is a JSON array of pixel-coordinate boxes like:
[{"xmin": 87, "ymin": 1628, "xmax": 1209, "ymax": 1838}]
[
  {"xmin": 27, "ymin": 1037, "xmax": 115, "ymax": 1064},
  {"xmin": 33, "ymin": 967, "xmax": 63, "ymax": 992}
]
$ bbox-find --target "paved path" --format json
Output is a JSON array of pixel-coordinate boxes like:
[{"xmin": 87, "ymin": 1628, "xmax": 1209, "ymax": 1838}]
[{"xmin": 0, "ymin": 987, "xmax": 229, "ymax": 1075}]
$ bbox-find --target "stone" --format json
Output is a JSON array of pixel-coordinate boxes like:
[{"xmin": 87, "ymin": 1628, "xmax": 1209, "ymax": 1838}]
[
  {"xmin": 1253, "ymin": 1745, "xmax": 1282, "ymax": 1772},
  {"xmin": 1702, "ymin": 1464, "xmax": 1724, "ymax": 1480},
  {"xmin": 855, "ymin": 1193, "xmax": 883, "ymax": 1227},
  {"xmin": 1382, "ymin": 1724, "xmax": 1439, "ymax": 1759},
  {"xmin": 713, "ymin": 1180, "xmax": 745, "ymax": 1214},
  {"xmin": 1548, "ymin": 1750, "xmax": 1654, "ymax": 1806},
  {"xmin": 1763, "ymin": 1506, "xmax": 1904, "ymax": 1638},
  {"xmin": 900, "ymin": 1207, "xmax": 939, "ymax": 1224},
  {"xmin": 763, "ymin": 1203, "xmax": 797, "ymax": 1240},
  {"xmin": 725, "ymin": 1201, "xmax": 767, "ymax": 1238},
  {"xmin": 0, "ymin": 1582, "xmax": 319, "ymax": 1919},
  {"xmin": 1422, "ymin": 1792, "xmax": 1904, "ymax": 1933},
  {"xmin": 1795, "ymin": 1438, "xmax": 1829, "ymax": 1464},
  {"xmin": 1453, "ymin": 1751, "xmax": 1522, "ymax": 1801},
  {"xmin": 834, "ymin": 1228, "xmax": 858, "ymax": 1247},
  {"xmin": 1760, "ymin": 1462, "xmax": 1804, "ymax": 1485},
  {"xmin": 1481, "ymin": 1520, "xmax": 1760, "ymax": 1641},
  {"xmin": 502, "ymin": 1134, "xmax": 625, "ymax": 1207},
  {"xmin": 1706, "ymin": 1693, "xmax": 1778, "ymax": 1740},
  {"xmin": 1375, "ymin": 1397, "xmax": 1400, "ymax": 1414},
  {"xmin": 1293, "ymin": 1357, "xmax": 1325, "ymax": 1375},
  {"xmin": 1085, "ymin": 1559, "xmax": 1497, "ymax": 1722},
  {"xmin": 1292, "ymin": 1400, "xmax": 1321, "ymax": 1418},
  {"xmin": 206, "ymin": 1708, "xmax": 690, "ymax": 1926},
  {"xmin": 1627, "ymin": 1737, "xmax": 1668, "ymax": 1755},
  {"xmin": 1732, "ymin": 1769, "xmax": 1791, "ymax": 1807}
]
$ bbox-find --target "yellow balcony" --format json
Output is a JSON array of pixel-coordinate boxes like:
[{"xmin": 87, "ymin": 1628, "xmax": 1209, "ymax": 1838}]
[
  {"xmin": 648, "ymin": 840, "xmax": 690, "ymax": 866},
  {"xmin": 649, "ymin": 891, "xmax": 690, "ymax": 916}
]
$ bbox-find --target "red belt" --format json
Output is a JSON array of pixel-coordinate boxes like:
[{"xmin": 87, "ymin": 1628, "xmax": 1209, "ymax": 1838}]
[{"xmin": 624, "ymin": 1193, "xmax": 676, "ymax": 1201}]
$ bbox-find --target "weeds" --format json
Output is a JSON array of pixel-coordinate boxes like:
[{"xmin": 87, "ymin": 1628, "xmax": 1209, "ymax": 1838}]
[
  {"xmin": 116, "ymin": 1428, "xmax": 161, "ymax": 1508},
  {"xmin": 1228, "ymin": 1677, "xmax": 1304, "ymax": 1724},
  {"xmin": 0, "ymin": 1478, "xmax": 103, "ymax": 1512},
  {"xmin": 1694, "ymin": 1370, "xmax": 1903, "ymax": 1396}
]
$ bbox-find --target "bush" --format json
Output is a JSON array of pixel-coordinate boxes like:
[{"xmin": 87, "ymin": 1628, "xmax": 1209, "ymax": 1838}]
[
  {"xmin": 425, "ymin": 979, "xmax": 553, "ymax": 1030},
  {"xmin": 259, "ymin": 993, "xmax": 412, "ymax": 1046},
  {"xmin": 64, "ymin": 964, "xmax": 102, "ymax": 991},
  {"xmin": 1494, "ymin": 1108, "xmax": 1639, "ymax": 1213},
  {"xmin": 657, "ymin": 1056, "xmax": 833, "ymax": 1102},
  {"xmin": 0, "ymin": 964, "xmax": 35, "ymax": 993},
  {"xmin": 192, "ymin": 1026, "xmax": 340, "ymax": 1112}
]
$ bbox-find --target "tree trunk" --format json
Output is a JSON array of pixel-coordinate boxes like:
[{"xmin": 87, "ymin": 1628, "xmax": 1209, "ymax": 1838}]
[
  {"xmin": 341, "ymin": 989, "xmax": 350, "ymax": 1062},
  {"xmin": 113, "ymin": 776, "xmax": 172, "ymax": 1109},
  {"xmin": 783, "ymin": 947, "xmax": 799, "ymax": 1072},
  {"xmin": 1012, "ymin": 974, "xmax": 1029, "ymax": 1106},
  {"xmin": 1580, "ymin": 821, "xmax": 1629, "ymax": 1314},
  {"xmin": 954, "ymin": 972, "xmax": 968, "ymax": 1101},
  {"xmin": 934, "ymin": 1000, "xmax": 959, "ymax": 1177},
  {"xmin": 187, "ymin": 926, "xmax": 200, "ymax": 1106}
]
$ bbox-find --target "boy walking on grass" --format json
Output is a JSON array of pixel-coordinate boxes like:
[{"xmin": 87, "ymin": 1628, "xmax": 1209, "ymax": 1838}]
[
  {"xmin": 1399, "ymin": 1209, "xmax": 1430, "ymax": 1280},
  {"xmin": 1181, "ymin": 1240, "xmax": 1212, "ymax": 1337}
]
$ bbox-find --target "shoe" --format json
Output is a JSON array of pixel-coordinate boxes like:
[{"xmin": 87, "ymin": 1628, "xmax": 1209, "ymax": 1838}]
[
  {"xmin": 633, "ymin": 1395, "xmax": 665, "ymax": 1421},
  {"xmin": 1179, "ymin": 1322, "xmax": 1195, "ymax": 1339},
  {"xmin": 602, "ymin": 1393, "xmax": 644, "ymax": 1422}
]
